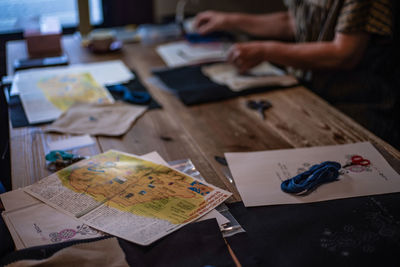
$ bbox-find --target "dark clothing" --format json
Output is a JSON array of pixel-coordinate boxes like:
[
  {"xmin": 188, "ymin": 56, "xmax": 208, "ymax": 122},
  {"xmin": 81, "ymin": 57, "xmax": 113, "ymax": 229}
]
[{"xmin": 284, "ymin": 0, "xmax": 399, "ymax": 148}]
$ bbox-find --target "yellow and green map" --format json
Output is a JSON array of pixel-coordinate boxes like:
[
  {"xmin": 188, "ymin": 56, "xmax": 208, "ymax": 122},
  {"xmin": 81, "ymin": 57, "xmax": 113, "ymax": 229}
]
[
  {"xmin": 57, "ymin": 150, "xmax": 224, "ymax": 224},
  {"xmin": 37, "ymin": 72, "xmax": 113, "ymax": 111},
  {"xmin": 26, "ymin": 150, "xmax": 231, "ymax": 245}
]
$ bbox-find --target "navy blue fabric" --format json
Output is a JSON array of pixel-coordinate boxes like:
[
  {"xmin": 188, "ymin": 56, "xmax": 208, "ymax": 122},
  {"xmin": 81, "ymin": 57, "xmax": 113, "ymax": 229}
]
[
  {"xmin": 0, "ymin": 214, "xmax": 15, "ymax": 259},
  {"xmin": 226, "ymin": 195, "xmax": 400, "ymax": 267},
  {"xmin": 281, "ymin": 161, "xmax": 341, "ymax": 194},
  {"xmin": 0, "ymin": 219, "xmax": 235, "ymax": 267}
]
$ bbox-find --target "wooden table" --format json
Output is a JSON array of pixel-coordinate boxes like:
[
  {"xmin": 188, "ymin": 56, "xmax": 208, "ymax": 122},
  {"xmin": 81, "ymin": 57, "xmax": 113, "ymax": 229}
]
[{"xmin": 6, "ymin": 35, "xmax": 400, "ymax": 202}]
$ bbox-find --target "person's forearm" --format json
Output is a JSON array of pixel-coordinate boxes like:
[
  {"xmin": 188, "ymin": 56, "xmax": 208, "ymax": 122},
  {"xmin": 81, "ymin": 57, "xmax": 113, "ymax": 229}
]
[
  {"xmin": 226, "ymin": 11, "xmax": 295, "ymax": 41},
  {"xmin": 261, "ymin": 40, "xmax": 366, "ymax": 70}
]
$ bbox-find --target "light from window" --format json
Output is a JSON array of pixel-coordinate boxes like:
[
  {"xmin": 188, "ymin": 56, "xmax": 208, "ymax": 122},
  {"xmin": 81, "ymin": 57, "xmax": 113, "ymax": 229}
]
[{"xmin": 0, "ymin": 0, "xmax": 103, "ymax": 33}]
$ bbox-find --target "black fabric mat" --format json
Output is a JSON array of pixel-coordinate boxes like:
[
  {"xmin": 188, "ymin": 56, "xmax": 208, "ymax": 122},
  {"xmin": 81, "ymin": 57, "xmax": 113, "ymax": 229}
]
[
  {"xmin": 0, "ymin": 214, "xmax": 14, "ymax": 259},
  {"xmin": 0, "ymin": 219, "xmax": 235, "ymax": 267},
  {"xmin": 225, "ymin": 194, "xmax": 400, "ymax": 267},
  {"xmin": 152, "ymin": 64, "xmax": 296, "ymax": 105},
  {"xmin": 8, "ymin": 71, "xmax": 160, "ymax": 128}
]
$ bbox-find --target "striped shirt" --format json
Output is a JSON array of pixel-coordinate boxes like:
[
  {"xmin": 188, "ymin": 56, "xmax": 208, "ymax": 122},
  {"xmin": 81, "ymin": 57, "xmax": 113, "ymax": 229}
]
[{"xmin": 284, "ymin": 0, "xmax": 393, "ymax": 42}]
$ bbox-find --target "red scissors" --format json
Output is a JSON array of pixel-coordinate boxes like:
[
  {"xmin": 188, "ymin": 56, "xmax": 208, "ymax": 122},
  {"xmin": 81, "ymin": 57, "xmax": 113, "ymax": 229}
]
[{"xmin": 342, "ymin": 155, "xmax": 371, "ymax": 168}]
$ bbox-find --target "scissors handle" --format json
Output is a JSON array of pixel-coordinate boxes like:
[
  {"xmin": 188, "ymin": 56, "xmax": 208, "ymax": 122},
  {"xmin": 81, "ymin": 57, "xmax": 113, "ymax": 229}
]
[
  {"xmin": 246, "ymin": 100, "xmax": 272, "ymax": 120},
  {"xmin": 351, "ymin": 155, "xmax": 370, "ymax": 166}
]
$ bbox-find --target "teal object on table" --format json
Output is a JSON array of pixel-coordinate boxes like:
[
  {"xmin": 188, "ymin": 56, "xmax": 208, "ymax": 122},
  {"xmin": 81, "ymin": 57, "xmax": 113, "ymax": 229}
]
[{"xmin": 45, "ymin": 150, "xmax": 75, "ymax": 162}]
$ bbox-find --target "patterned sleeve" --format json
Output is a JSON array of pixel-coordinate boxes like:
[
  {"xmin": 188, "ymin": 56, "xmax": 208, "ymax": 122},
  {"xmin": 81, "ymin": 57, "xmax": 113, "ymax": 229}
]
[{"xmin": 336, "ymin": 0, "xmax": 392, "ymax": 36}]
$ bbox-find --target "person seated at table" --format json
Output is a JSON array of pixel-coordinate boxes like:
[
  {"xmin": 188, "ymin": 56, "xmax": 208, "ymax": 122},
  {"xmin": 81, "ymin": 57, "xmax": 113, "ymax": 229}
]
[{"xmin": 194, "ymin": 0, "xmax": 399, "ymax": 148}]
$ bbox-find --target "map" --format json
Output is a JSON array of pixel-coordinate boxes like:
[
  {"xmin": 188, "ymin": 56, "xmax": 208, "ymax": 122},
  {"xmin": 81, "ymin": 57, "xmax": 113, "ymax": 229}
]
[
  {"xmin": 25, "ymin": 150, "xmax": 231, "ymax": 245},
  {"xmin": 14, "ymin": 60, "xmax": 132, "ymax": 124},
  {"xmin": 37, "ymin": 73, "xmax": 114, "ymax": 112}
]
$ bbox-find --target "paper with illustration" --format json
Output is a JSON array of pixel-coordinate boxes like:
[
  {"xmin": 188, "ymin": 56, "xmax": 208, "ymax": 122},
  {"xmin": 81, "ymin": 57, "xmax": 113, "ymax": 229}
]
[
  {"xmin": 2, "ymin": 203, "xmax": 104, "ymax": 249},
  {"xmin": 0, "ymin": 189, "xmax": 103, "ymax": 250},
  {"xmin": 16, "ymin": 72, "xmax": 114, "ymax": 124},
  {"xmin": 12, "ymin": 60, "xmax": 134, "ymax": 124},
  {"xmin": 225, "ymin": 142, "xmax": 400, "ymax": 207},
  {"xmin": 1, "ymin": 152, "xmax": 229, "ymax": 249},
  {"xmin": 25, "ymin": 150, "xmax": 231, "ymax": 245}
]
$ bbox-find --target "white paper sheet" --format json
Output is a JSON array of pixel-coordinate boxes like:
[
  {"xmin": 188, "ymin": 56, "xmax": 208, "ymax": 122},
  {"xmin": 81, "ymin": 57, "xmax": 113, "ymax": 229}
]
[
  {"xmin": 12, "ymin": 60, "xmax": 134, "ymax": 92},
  {"xmin": 3, "ymin": 203, "xmax": 104, "ymax": 249},
  {"xmin": 0, "ymin": 189, "xmax": 41, "ymax": 212},
  {"xmin": 156, "ymin": 41, "xmax": 231, "ymax": 67},
  {"xmin": 47, "ymin": 135, "xmax": 95, "ymax": 152},
  {"xmin": 1, "ymin": 189, "xmax": 104, "ymax": 250},
  {"xmin": 225, "ymin": 142, "xmax": 400, "ymax": 207}
]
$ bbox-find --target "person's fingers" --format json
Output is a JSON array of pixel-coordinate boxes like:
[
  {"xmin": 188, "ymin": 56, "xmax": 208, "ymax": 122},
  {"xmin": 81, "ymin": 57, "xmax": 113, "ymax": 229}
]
[
  {"xmin": 197, "ymin": 24, "xmax": 214, "ymax": 35},
  {"xmin": 193, "ymin": 13, "xmax": 210, "ymax": 30},
  {"xmin": 239, "ymin": 59, "xmax": 262, "ymax": 74},
  {"xmin": 238, "ymin": 62, "xmax": 253, "ymax": 74},
  {"xmin": 227, "ymin": 45, "xmax": 241, "ymax": 62}
]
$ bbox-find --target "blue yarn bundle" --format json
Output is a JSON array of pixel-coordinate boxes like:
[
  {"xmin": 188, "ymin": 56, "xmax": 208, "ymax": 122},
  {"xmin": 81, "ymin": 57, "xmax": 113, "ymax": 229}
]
[
  {"xmin": 281, "ymin": 161, "xmax": 341, "ymax": 195},
  {"xmin": 107, "ymin": 85, "xmax": 151, "ymax": 104}
]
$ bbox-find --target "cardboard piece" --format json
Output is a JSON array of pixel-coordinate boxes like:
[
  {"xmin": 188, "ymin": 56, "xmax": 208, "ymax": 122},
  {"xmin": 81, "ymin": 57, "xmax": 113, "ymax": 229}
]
[{"xmin": 46, "ymin": 102, "xmax": 147, "ymax": 136}]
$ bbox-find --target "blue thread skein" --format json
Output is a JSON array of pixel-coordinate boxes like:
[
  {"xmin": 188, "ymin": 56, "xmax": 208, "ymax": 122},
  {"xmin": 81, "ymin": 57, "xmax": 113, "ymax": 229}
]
[{"xmin": 281, "ymin": 161, "xmax": 341, "ymax": 195}]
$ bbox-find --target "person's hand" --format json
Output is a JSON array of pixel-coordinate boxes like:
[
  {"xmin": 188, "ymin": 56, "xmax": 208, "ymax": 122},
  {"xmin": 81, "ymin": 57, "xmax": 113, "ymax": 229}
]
[
  {"xmin": 193, "ymin": 11, "xmax": 231, "ymax": 35},
  {"xmin": 227, "ymin": 42, "xmax": 266, "ymax": 73}
]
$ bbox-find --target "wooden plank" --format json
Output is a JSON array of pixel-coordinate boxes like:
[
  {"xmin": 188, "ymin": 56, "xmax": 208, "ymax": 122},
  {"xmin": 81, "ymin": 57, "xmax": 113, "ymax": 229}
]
[{"xmin": 9, "ymin": 124, "xmax": 102, "ymax": 189}]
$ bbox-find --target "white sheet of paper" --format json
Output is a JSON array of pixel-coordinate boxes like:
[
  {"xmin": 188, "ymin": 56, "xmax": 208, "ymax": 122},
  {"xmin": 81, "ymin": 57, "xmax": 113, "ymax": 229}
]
[
  {"xmin": 47, "ymin": 135, "xmax": 95, "ymax": 152},
  {"xmin": 12, "ymin": 60, "xmax": 134, "ymax": 94},
  {"xmin": 2, "ymin": 213, "xmax": 25, "ymax": 249},
  {"xmin": 0, "ymin": 189, "xmax": 41, "ymax": 211},
  {"xmin": 3, "ymin": 203, "xmax": 103, "ymax": 249},
  {"xmin": 1, "ymin": 188, "xmax": 104, "ymax": 250},
  {"xmin": 156, "ymin": 41, "xmax": 231, "ymax": 67},
  {"xmin": 225, "ymin": 142, "xmax": 400, "ymax": 207}
]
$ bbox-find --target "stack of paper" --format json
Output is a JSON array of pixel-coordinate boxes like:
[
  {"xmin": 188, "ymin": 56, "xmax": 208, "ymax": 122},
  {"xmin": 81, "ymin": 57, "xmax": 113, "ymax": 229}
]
[{"xmin": 1, "ymin": 151, "xmax": 231, "ymax": 248}]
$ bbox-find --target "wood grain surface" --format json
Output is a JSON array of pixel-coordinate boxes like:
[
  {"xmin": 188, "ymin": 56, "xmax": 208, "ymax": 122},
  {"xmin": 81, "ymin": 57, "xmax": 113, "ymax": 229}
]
[{"xmin": 6, "ymin": 36, "xmax": 400, "ymax": 202}]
